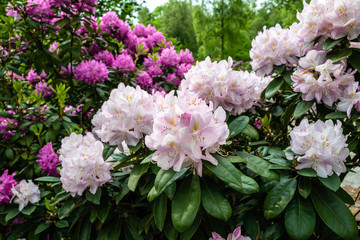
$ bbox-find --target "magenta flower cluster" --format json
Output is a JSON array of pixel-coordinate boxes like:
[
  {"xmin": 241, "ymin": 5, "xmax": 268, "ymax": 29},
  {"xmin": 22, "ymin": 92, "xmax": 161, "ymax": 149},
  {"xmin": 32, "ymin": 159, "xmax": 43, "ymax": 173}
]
[
  {"xmin": 74, "ymin": 60, "xmax": 109, "ymax": 84},
  {"xmin": 36, "ymin": 142, "xmax": 60, "ymax": 176},
  {"xmin": 0, "ymin": 110, "xmax": 17, "ymax": 141},
  {"xmin": 0, "ymin": 170, "xmax": 17, "ymax": 205}
]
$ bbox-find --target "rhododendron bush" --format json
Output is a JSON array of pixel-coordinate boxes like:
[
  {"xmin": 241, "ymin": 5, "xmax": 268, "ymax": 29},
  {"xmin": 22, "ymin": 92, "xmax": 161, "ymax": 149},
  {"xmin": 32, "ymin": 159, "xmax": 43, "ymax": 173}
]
[{"xmin": 0, "ymin": 0, "xmax": 359, "ymax": 239}]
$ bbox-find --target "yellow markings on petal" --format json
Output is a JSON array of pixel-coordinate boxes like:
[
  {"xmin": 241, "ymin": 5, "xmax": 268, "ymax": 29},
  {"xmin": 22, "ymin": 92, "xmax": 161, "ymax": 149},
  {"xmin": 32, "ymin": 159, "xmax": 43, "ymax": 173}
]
[
  {"xmin": 169, "ymin": 118, "xmax": 175, "ymax": 126},
  {"xmin": 193, "ymin": 122, "xmax": 199, "ymax": 131},
  {"xmin": 169, "ymin": 142, "xmax": 175, "ymax": 148}
]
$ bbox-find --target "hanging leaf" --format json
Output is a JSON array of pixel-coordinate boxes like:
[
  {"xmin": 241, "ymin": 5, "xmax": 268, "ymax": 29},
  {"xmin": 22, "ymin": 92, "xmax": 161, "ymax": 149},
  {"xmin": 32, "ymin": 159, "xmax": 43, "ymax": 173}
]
[
  {"xmin": 323, "ymin": 38, "xmax": 344, "ymax": 51},
  {"xmin": 318, "ymin": 174, "xmax": 340, "ymax": 192},
  {"xmin": 298, "ymin": 177, "xmax": 312, "ymax": 199},
  {"xmin": 241, "ymin": 124, "xmax": 259, "ymax": 140},
  {"xmin": 85, "ymin": 188, "xmax": 102, "ymax": 205},
  {"xmin": 34, "ymin": 222, "xmax": 50, "ymax": 235},
  {"xmin": 311, "ymin": 185, "xmax": 358, "ymax": 240},
  {"xmin": 204, "ymin": 155, "xmax": 259, "ymax": 194},
  {"xmin": 327, "ymin": 48, "xmax": 352, "ymax": 63},
  {"xmin": 284, "ymin": 194, "xmax": 316, "ymax": 240},
  {"xmin": 228, "ymin": 116, "xmax": 249, "ymax": 138},
  {"xmin": 264, "ymin": 178, "xmax": 297, "ymax": 219},
  {"xmin": 294, "ymin": 101, "xmax": 313, "ymax": 119},
  {"xmin": 335, "ymin": 187, "xmax": 355, "ymax": 205},
  {"xmin": 236, "ymin": 151, "xmax": 279, "ymax": 181},
  {"xmin": 201, "ymin": 178, "xmax": 232, "ymax": 221},
  {"xmin": 265, "ymin": 78, "xmax": 284, "ymax": 99},
  {"xmin": 325, "ymin": 112, "xmax": 347, "ymax": 119},
  {"xmin": 297, "ymin": 169, "xmax": 317, "ymax": 177},
  {"xmin": 179, "ymin": 214, "xmax": 201, "ymax": 240},
  {"xmin": 128, "ymin": 164, "xmax": 149, "ymax": 192},
  {"xmin": 172, "ymin": 174, "xmax": 201, "ymax": 232},
  {"xmin": 153, "ymin": 193, "xmax": 167, "ymax": 231},
  {"xmin": 154, "ymin": 168, "xmax": 188, "ymax": 194}
]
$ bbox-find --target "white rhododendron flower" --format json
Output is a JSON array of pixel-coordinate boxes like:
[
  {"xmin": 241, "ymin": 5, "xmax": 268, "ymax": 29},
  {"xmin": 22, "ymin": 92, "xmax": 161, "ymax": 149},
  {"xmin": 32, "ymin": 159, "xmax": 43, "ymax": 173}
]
[
  {"xmin": 59, "ymin": 132, "xmax": 112, "ymax": 197},
  {"xmin": 289, "ymin": 119, "xmax": 349, "ymax": 178},
  {"xmin": 11, "ymin": 180, "xmax": 40, "ymax": 211},
  {"xmin": 180, "ymin": 57, "xmax": 271, "ymax": 115}
]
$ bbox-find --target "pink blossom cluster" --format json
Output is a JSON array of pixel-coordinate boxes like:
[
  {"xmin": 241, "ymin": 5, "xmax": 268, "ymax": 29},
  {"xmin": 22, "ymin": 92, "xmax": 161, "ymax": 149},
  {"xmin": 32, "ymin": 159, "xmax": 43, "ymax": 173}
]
[
  {"xmin": 296, "ymin": 0, "xmax": 360, "ymax": 44},
  {"xmin": 92, "ymin": 83, "xmax": 154, "ymax": 148},
  {"xmin": 337, "ymin": 82, "xmax": 360, "ymax": 117},
  {"xmin": 59, "ymin": 132, "xmax": 112, "ymax": 197},
  {"xmin": 209, "ymin": 226, "xmax": 251, "ymax": 240},
  {"xmin": 36, "ymin": 142, "xmax": 60, "ymax": 176},
  {"xmin": 74, "ymin": 60, "xmax": 109, "ymax": 84},
  {"xmin": 180, "ymin": 57, "xmax": 271, "ymax": 115},
  {"xmin": 0, "ymin": 110, "xmax": 17, "ymax": 141},
  {"xmin": 288, "ymin": 119, "xmax": 349, "ymax": 178},
  {"xmin": 11, "ymin": 180, "xmax": 40, "ymax": 211},
  {"xmin": 291, "ymin": 50, "xmax": 356, "ymax": 106},
  {"xmin": 250, "ymin": 23, "xmax": 302, "ymax": 76},
  {"xmin": 0, "ymin": 170, "xmax": 17, "ymax": 205},
  {"xmin": 145, "ymin": 90, "xmax": 229, "ymax": 176}
]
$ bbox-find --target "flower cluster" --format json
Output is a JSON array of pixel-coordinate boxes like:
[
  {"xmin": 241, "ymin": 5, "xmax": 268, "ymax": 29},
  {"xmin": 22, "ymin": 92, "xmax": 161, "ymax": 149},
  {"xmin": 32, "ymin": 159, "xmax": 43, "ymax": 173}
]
[
  {"xmin": 11, "ymin": 180, "xmax": 40, "ymax": 211},
  {"xmin": 0, "ymin": 110, "xmax": 17, "ymax": 141},
  {"xmin": 209, "ymin": 226, "xmax": 251, "ymax": 240},
  {"xmin": 289, "ymin": 119, "xmax": 349, "ymax": 178},
  {"xmin": 145, "ymin": 90, "xmax": 229, "ymax": 176},
  {"xmin": 36, "ymin": 142, "xmax": 60, "ymax": 176},
  {"xmin": 0, "ymin": 170, "xmax": 17, "ymax": 205},
  {"xmin": 92, "ymin": 83, "xmax": 154, "ymax": 148},
  {"xmin": 180, "ymin": 57, "xmax": 271, "ymax": 115},
  {"xmin": 297, "ymin": 0, "xmax": 360, "ymax": 43},
  {"xmin": 74, "ymin": 60, "xmax": 109, "ymax": 84},
  {"xmin": 250, "ymin": 23, "xmax": 302, "ymax": 76},
  {"xmin": 59, "ymin": 133, "xmax": 112, "ymax": 197},
  {"xmin": 291, "ymin": 50, "xmax": 356, "ymax": 106}
]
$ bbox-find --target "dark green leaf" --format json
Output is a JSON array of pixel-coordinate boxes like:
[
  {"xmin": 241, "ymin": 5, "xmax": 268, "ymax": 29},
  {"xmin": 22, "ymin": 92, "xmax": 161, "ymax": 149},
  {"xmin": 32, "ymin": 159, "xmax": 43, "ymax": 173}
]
[
  {"xmin": 5, "ymin": 208, "xmax": 20, "ymax": 222},
  {"xmin": 285, "ymin": 194, "xmax": 316, "ymax": 240},
  {"xmin": 79, "ymin": 219, "xmax": 92, "ymax": 240},
  {"xmin": 35, "ymin": 176, "xmax": 61, "ymax": 182},
  {"xmin": 153, "ymin": 193, "xmax": 167, "ymax": 231},
  {"xmin": 294, "ymin": 101, "xmax": 313, "ymax": 119},
  {"xmin": 179, "ymin": 214, "xmax": 201, "ymax": 240},
  {"xmin": 311, "ymin": 185, "xmax": 358, "ymax": 240},
  {"xmin": 103, "ymin": 144, "xmax": 117, "ymax": 160},
  {"xmin": 128, "ymin": 140, "xmax": 143, "ymax": 153},
  {"xmin": 55, "ymin": 220, "xmax": 69, "ymax": 228},
  {"xmin": 265, "ymin": 78, "xmax": 283, "ymax": 99},
  {"xmin": 34, "ymin": 223, "xmax": 50, "ymax": 235},
  {"xmin": 236, "ymin": 152, "xmax": 279, "ymax": 181},
  {"xmin": 97, "ymin": 199, "xmax": 109, "ymax": 223},
  {"xmin": 204, "ymin": 155, "xmax": 259, "ymax": 194},
  {"xmin": 85, "ymin": 188, "xmax": 102, "ymax": 205},
  {"xmin": 58, "ymin": 199, "xmax": 75, "ymax": 219},
  {"xmin": 6, "ymin": 65, "xmax": 22, "ymax": 76},
  {"xmin": 348, "ymin": 51, "xmax": 360, "ymax": 72},
  {"xmin": 107, "ymin": 218, "xmax": 122, "ymax": 240},
  {"xmin": 297, "ymin": 168, "xmax": 317, "ymax": 177},
  {"xmin": 281, "ymin": 101, "xmax": 297, "ymax": 125},
  {"xmin": 325, "ymin": 112, "xmax": 347, "ymax": 119},
  {"xmin": 319, "ymin": 174, "xmax": 340, "ymax": 192},
  {"xmin": 0, "ymin": 111, "xmax": 13, "ymax": 118},
  {"xmin": 264, "ymin": 178, "xmax": 297, "ymax": 219},
  {"xmin": 21, "ymin": 205, "xmax": 36, "ymax": 215},
  {"xmin": 228, "ymin": 116, "xmax": 249, "ymax": 138},
  {"xmin": 327, "ymin": 48, "xmax": 352, "ymax": 63},
  {"xmin": 154, "ymin": 168, "xmax": 188, "ymax": 195},
  {"xmin": 128, "ymin": 164, "xmax": 149, "ymax": 192},
  {"xmin": 323, "ymin": 38, "xmax": 344, "ymax": 51},
  {"xmin": 335, "ymin": 187, "xmax": 354, "ymax": 205},
  {"xmin": 172, "ymin": 174, "xmax": 201, "ymax": 232},
  {"xmin": 298, "ymin": 177, "xmax": 312, "ymax": 199},
  {"xmin": 201, "ymin": 178, "xmax": 232, "ymax": 221},
  {"xmin": 140, "ymin": 153, "xmax": 153, "ymax": 164},
  {"xmin": 241, "ymin": 124, "xmax": 259, "ymax": 140}
]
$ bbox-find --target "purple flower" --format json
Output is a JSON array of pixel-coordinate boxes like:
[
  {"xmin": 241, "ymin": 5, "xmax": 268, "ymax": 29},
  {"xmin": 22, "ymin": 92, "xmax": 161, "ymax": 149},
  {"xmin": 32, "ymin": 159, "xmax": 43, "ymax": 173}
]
[
  {"xmin": 175, "ymin": 63, "xmax": 192, "ymax": 79},
  {"xmin": 147, "ymin": 31, "xmax": 166, "ymax": 48},
  {"xmin": 254, "ymin": 119, "xmax": 263, "ymax": 129},
  {"xmin": 179, "ymin": 49, "xmax": 194, "ymax": 65},
  {"xmin": 26, "ymin": 0, "xmax": 53, "ymax": 18},
  {"xmin": 0, "ymin": 170, "xmax": 17, "ymax": 205},
  {"xmin": 27, "ymin": 68, "xmax": 48, "ymax": 85},
  {"xmin": 209, "ymin": 226, "xmax": 251, "ymax": 240},
  {"xmin": 147, "ymin": 65, "xmax": 163, "ymax": 77},
  {"xmin": 158, "ymin": 47, "xmax": 180, "ymax": 67},
  {"xmin": 136, "ymin": 71, "xmax": 153, "ymax": 89},
  {"xmin": 94, "ymin": 50, "xmax": 115, "ymax": 67},
  {"xmin": 113, "ymin": 54, "xmax": 135, "ymax": 74},
  {"xmin": 35, "ymin": 82, "xmax": 54, "ymax": 98},
  {"xmin": 37, "ymin": 142, "xmax": 60, "ymax": 176},
  {"xmin": 74, "ymin": 60, "xmax": 109, "ymax": 84},
  {"xmin": 133, "ymin": 24, "xmax": 149, "ymax": 37},
  {"xmin": 100, "ymin": 11, "xmax": 130, "ymax": 39}
]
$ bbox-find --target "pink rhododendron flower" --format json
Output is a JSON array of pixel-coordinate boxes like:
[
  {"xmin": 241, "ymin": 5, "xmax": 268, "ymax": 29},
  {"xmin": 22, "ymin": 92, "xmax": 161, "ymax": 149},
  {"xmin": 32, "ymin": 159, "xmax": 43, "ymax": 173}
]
[
  {"xmin": 35, "ymin": 82, "xmax": 54, "ymax": 98},
  {"xmin": 92, "ymin": 83, "xmax": 154, "ymax": 148},
  {"xmin": 59, "ymin": 133, "xmax": 112, "ymax": 197},
  {"xmin": 180, "ymin": 57, "xmax": 271, "ymax": 115},
  {"xmin": 209, "ymin": 226, "xmax": 251, "ymax": 240},
  {"xmin": 158, "ymin": 47, "xmax": 180, "ymax": 67},
  {"xmin": 99, "ymin": 11, "xmax": 130, "ymax": 39},
  {"xmin": 145, "ymin": 89, "xmax": 229, "ymax": 176},
  {"xmin": 136, "ymin": 71, "xmax": 153, "ymax": 89},
  {"xmin": 337, "ymin": 82, "xmax": 360, "ymax": 117},
  {"xmin": 74, "ymin": 60, "xmax": 109, "ymax": 84},
  {"xmin": 94, "ymin": 50, "xmax": 115, "ymax": 67},
  {"xmin": 289, "ymin": 119, "xmax": 349, "ymax": 178},
  {"xmin": 11, "ymin": 180, "xmax": 40, "ymax": 211},
  {"xmin": 0, "ymin": 170, "xmax": 17, "ymax": 205},
  {"xmin": 113, "ymin": 54, "xmax": 135, "ymax": 73},
  {"xmin": 26, "ymin": 68, "xmax": 48, "ymax": 85},
  {"xmin": 36, "ymin": 142, "xmax": 60, "ymax": 176}
]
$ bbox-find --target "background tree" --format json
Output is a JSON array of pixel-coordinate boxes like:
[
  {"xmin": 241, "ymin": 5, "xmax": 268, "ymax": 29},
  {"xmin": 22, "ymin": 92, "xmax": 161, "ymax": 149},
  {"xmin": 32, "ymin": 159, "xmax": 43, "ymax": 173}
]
[{"xmin": 96, "ymin": 0, "xmax": 143, "ymax": 23}]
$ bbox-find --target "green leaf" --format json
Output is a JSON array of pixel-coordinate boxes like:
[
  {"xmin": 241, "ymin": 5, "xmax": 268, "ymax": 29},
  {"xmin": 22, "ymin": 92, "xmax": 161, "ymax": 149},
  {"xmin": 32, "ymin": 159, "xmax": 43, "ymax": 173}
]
[
  {"xmin": 35, "ymin": 222, "xmax": 50, "ymax": 235},
  {"xmin": 236, "ymin": 152, "xmax": 279, "ymax": 181},
  {"xmin": 204, "ymin": 154, "xmax": 259, "ymax": 194},
  {"xmin": 58, "ymin": 199, "xmax": 75, "ymax": 219},
  {"xmin": 297, "ymin": 168, "xmax": 317, "ymax": 177},
  {"xmin": 103, "ymin": 144, "xmax": 117, "ymax": 161},
  {"xmin": 21, "ymin": 205, "xmax": 36, "ymax": 215},
  {"xmin": 241, "ymin": 124, "xmax": 259, "ymax": 140},
  {"xmin": 107, "ymin": 218, "xmax": 122, "ymax": 239},
  {"xmin": 265, "ymin": 78, "xmax": 284, "ymax": 99},
  {"xmin": 85, "ymin": 188, "xmax": 102, "ymax": 205},
  {"xmin": 318, "ymin": 174, "xmax": 340, "ymax": 192},
  {"xmin": 281, "ymin": 101, "xmax": 297, "ymax": 125},
  {"xmin": 7, "ymin": 65, "xmax": 22, "ymax": 76},
  {"xmin": 45, "ymin": 130, "xmax": 56, "ymax": 143},
  {"xmin": 325, "ymin": 112, "xmax": 347, "ymax": 119},
  {"xmin": 55, "ymin": 220, "xmax": 69, "ymax": 228},
  {"xmin": 298, "ymin": 177, "xmax": 312, "ymax": 199},
  {"xmin": 264, "ymin": 178, "xmax": 297, "ymax": 219},
  {"xmin": 311, "ymin": 185, "xmax": 358, "ymax": 240},
  {"xmin": 327, "ymin": 48, "xmax": 352, "ymax": 63},
  {"xmin": 348, "ymin": 51, "xmax": 360, "ymax": 72},
  {"xmin": 128, "ymin": 164, "xmax": 149, "ymax": 192},
  {"xmin": 201, "ymin": 178, "xmax": 232, "ymax": 221},
  {"xmin": 79, "ymin": 219, "xmax": 92, "ymax": 240},
  {"xmin": 323, "ymin": 38, "xmax": 344, "ymax": 51},
  {"xmin": 128, "ymin": 140, "xmax": 143, "ymax": 153},
  {"xmin": 294, "ymin": 101, "xmax": 313, "ymax": 119},
  {"xmin": 154, "ymin": 168, "xmax": 188, "ymax": 194},
  {"xmin": 285, "ymin": 194, "xmax": 316, "ymax": 240},
  {"xmin": 35, "ymin": 176, "xmax": 61, "ymax": 182},
  {"xmin": 172, "ymin": 174, "xmax": 201, "ymax": 232},
  {"xmin": 228, "ymin": 116, "xmax": 249, "ymax": 138},
  {"xmin": 97, "ymin": 199, "xmax": 109, "ymax": 223},
  {"xmin": 153, "ymin": 193, "xmax": 167, "ymax": 231},
  {"xmin": 5, "ymin": 208, "xmax": 20, "ymax": 222},
  {"xmin": 0, "ymin": 111, "xmax": 13, "ymax": 118},
  {"xmin": 335, "ymin": 187, "xmax": 355, "ymax": 205},
  {"xmin": 140, "ymin": 153, "xmax": 153, "ymax": 164},
  {"xmin": 179, "ymin": 214, "xmax": 201, "ymax": 240}
]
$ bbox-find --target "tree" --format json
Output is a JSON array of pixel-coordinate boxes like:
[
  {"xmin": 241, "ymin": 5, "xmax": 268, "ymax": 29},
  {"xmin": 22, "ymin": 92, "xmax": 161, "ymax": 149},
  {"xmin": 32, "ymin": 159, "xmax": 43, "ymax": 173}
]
[{"xmin": 96, "ymin": 0, "xmax": 143, "ymax": 23}]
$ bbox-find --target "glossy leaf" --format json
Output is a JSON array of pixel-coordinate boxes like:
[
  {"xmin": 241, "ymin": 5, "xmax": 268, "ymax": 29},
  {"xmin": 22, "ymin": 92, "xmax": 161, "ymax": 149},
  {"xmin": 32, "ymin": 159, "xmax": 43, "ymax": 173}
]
[
  {"xmin": 297, "ymin": 168, "xmax": 317, "ymax": 177},
  {"xmin": 21, "ymin": 205, "xmax": 36, "ymax": 215},
  {"xmin": 241, "ymin": 124, "xmax": 259, "ymax": 140},
  {"xmin": 318, "ymin": 174, "xmax": 340, "ymax": 192},
  {"xmin": 294, "ymin": 101, "xmax": 313, "ymax": 119},
  {"xmin": 180, "ymin": 214, "xmax": 201, "ymax": 240},
  {"xmin": 236, "ymin": 151, "xmax": 279, "ymax": 181},
  {"xmin": 298, "ymin": 177, "xmax": 312, "ymax": 199},
  {"xmin": 285, "ymin": 194, "xmax": 315, "ymax": 240},
  {"xmin": 264, "ymin": 178, "xmax": 297, "ymax": 219},
  {"xmin": 228, "ymin": 116, "xmax": 249, "ymax": 138},
  {"xmin": 201, "ymin": 178, "xmax": 232, "ymax": 221},
  {"xmin": 323, "ymin": 38, "xmax": 344, "ymax": 51},
  {"xmin": 153, "ymin": 193, "xmax": 167, "ymax": 231},
  {"xmin": 85, "ymin": 188, "xmax": 101, "ymax": 205},
  {"xmin": 172, "ymin": 174, "xmax": 201, "ymax": 232},
  {"xmin": 5, "ymin": 208, "xmax": 20, "ymax": 222},
  {"xmin": 128, "ymin": 164, "xmax": 149, "ymax": 192},
  {"xmin": 311, "ymin": 186, "xmax": 358, "ymax": 240},
  {"xmin": 325, "ymin": 112, "xmax": 347, "ymax": 119},
  {"xmin": 335, "ymin": 187, "xmax": 355, "ymax": 205},
  {"xmin": 265, "ymin": 78, "xmax": 283, "ymax": 99},
  {"xmin": 34, "ymin": 176, "xmax": 61, "ymax": 182},
  {"xmin": 154, "ymin": 168, "xmax": 188, "ymax": 194},
  {"xmin": 35, "ymin": 223, "xmax": 50, "ymax": 235},
  {"xmin": 327, "ymin": 48, "xmax": 352, "ymax": 63},
  {"xmin": 204, "ymin": 155, "xmax": 259, "ymax": 194}
]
